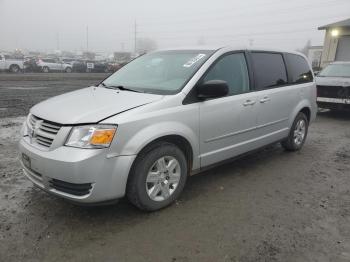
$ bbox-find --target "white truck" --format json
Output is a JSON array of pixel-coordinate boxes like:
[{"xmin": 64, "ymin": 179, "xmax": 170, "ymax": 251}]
[{"xmin": 0, "ymin": 54, "xmax": 24, "ymax": 73}]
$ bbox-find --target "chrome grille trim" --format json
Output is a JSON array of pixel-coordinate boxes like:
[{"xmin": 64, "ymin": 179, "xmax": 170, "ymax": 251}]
[{"xmin": 28, "ymin": 114, "xmax": 62, "ymax": 149}]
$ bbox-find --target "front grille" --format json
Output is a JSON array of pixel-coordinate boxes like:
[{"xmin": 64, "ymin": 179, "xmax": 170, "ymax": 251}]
[
  {"xmin": 49, "ymin": 179, "xmax": 92, "ymax": 196},
  {"xmin": 317, "ymin": 85, "xmax": 350, "ymax": 99},
  {"xmin": 28, "ymin": 114, "xmax": 61, "ymax": 148}
]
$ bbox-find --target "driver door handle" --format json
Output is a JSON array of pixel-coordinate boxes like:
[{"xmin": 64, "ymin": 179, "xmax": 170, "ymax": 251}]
[
  {"xmin": 260, "ymin": 96, "xmax": 271, "ymax": 103},
  {"xmin": 243, "ymin": 99, "xmax": 256, "ymax": 106}
]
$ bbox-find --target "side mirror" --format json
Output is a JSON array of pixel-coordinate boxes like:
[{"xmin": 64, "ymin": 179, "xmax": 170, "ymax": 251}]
[{"xmin": 197, "ymin": 80, "xmax": 229, "ymax": 100}]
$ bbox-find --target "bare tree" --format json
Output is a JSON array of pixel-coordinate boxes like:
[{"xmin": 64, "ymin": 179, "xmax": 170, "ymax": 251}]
[{"xmin": 297, "ymin": 39, "xmax": 311, "ymax": 56}]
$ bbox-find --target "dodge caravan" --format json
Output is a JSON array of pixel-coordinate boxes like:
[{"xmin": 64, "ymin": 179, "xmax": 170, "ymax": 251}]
[{"xmin": 19, "ymin": 47, "xmax": 317, "ymax": 211}]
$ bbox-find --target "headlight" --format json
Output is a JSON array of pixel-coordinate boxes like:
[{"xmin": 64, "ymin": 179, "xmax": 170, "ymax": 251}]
[{"xmin": 65, "ymin": 125, "xmax": 117, "ymax": 149}]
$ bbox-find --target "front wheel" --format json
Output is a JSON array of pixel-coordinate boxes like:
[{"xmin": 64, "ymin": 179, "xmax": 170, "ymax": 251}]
[
  {"xmin": 281, "ymin": 112, "xmax": 308, "ymax": 151},
  {"xmin": 65, "ymin": 67, "xmax": 72, "ymax": 73},
  {"xmin": 126, "ymin": 143, "xmax": 188, "ymax": 211}
]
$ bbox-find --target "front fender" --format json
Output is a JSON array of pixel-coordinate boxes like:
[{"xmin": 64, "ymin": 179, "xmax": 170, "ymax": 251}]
[{"xmin": 117, "ymin": 121, "xmax": 200, "ymax": 170}]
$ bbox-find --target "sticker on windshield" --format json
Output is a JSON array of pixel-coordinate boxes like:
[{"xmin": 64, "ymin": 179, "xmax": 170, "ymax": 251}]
[{"xmin": 183, "ymin": 54, "xmax": 206, "ymax": 67}]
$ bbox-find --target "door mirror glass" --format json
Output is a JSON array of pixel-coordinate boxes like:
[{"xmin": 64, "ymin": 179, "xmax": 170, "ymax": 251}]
[{"xmin": 197, "ymin": 80, "xmax": 229, "ymax": 99}]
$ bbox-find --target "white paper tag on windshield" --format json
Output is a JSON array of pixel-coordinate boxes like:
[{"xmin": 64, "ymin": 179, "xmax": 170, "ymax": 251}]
[{"xmin": 183, "ymin": 54, "xmax": 206, "ymax": 67}]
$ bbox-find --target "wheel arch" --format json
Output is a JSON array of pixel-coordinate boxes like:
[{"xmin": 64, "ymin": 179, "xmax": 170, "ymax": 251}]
[
  {"xmin": 289, "ymin": 99, "xmax": 313, "ymax": 127},
  {"xmin": 135, "ymin": 134, "xmax": 194, "ymax": 174},
  {"xmin": 300, "ymin": 107, "xmax": 311, "ymax": 122}
]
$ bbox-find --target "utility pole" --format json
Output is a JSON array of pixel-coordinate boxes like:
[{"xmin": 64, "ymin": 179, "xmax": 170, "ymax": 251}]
[
  {"xmin": 134, "ymin": 20, "xmax": 137, "ymax": 54},
  {"xmin": 56, "ymin": 32, "xmax": 60, "ymax": 50},
  {"xmin": 86, "ymin": 26, "xmax": 89, "ymax": 51},
  {"xmin": 249, "ymin": 39, "xmax": 254, "ymax": 47}
]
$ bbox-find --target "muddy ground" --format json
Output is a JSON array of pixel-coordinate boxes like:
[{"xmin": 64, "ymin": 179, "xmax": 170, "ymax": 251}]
[{"xmin": 0, "ymin": 73, "xmax": 349, "ymax": 262}]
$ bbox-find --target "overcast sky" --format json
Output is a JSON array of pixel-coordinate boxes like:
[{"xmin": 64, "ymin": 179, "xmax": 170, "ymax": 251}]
[{"xmin": 0, "ymin": 0, "xmax": 349, "ymax": 53}]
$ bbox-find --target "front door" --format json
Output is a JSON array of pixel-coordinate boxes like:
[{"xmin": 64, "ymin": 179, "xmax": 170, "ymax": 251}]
[{"xmin": 199, "ymin": 53, "xmax": 259, "ymax": 167}]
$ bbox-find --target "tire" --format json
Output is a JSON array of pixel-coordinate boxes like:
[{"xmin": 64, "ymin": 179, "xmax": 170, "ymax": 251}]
[
  {"xmin": 9, "ymin": 64, "xmax": 20, "ymax": 73},
  {"xmin": 42, "ymin": 66, "xmax": 49, "ymax": 73},
  {"xmin": 65, "ymin": 67, "xmax": 72, "ymax": 73},
  {"xmin": 126, "ymin": 142, "xmax": 188, "ymax": 211},
  {"xmin": 281, "ymin": 112, "xmax": 308, "ymax": 151}
]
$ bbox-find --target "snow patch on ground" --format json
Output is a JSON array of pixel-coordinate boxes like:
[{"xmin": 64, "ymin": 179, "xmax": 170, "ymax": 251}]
[{"xmin": 0, "ymin": 116, "xmax": 26, "ymax": 143}]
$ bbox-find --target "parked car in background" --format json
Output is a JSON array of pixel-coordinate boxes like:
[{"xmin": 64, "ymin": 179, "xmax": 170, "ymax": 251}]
[
  {"xmin": 316, "ymin": 61, "xmax": 350, "ymax": 111},
  {"xmin": 24, "ymin": 56, "xmax": 41, "ymax": 72},
  {"xmin": 37, "ymin": 58, "xmax": 72, "ymax": 73},
  {"xmin": 108, "ymin": 62, "xmax": 127, "ymax": 72},
  {"xmin": 61, "ymin": 58, "xmax": 77, "ymax": 65},
  {"xmin": 19, "ymin": 47, "xmax": 316, "ymax": 211},
  {"xmin": 72, "ymin": 59, "xmax": 110, "ymax": 73},
  {"xmin": 0, "ymin": 54, "xmax": 24, "ymax": 73}
]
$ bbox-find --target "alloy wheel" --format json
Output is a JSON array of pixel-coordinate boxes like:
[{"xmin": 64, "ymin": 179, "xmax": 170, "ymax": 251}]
[{"xmin": 145, "ymin": 156, "xmax": 181, "ymax": 202}]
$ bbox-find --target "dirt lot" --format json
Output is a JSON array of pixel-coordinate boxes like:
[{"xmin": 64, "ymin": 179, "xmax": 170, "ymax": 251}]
[{"xmin": 0, "ymin": 73, "xmax": 350, "ymax": 262}]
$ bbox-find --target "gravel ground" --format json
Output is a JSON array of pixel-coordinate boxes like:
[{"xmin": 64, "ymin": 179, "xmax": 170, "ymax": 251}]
[
  {"xmin": 0, "ymin": 73, "xmax": 349, "ymax": 261},
  {"xmin": 0, "ymin": 73, "xmax": 110, "ymax": 118}
]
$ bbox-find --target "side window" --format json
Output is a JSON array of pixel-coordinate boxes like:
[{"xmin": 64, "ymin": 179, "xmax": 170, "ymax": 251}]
[
  {"xmin": 285, "ymin": 53, "xmax": 313, "ymax": 84},
  {"xmin": 251, "ymin": 52, "xmax": 287, "ymax": 90},
  {"xmin": 203, "ymin": 53, "xmax": 250, "ymax": 95}
]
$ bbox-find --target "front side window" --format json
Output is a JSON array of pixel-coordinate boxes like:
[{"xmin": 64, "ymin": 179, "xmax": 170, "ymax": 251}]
[
  {"xmin": 103, "ymin": 50, "xmax": 214, "ymax": 95},
  {"xmin": 251, "ymin": 52, "xmax": 288, "ymax": 90},
  {"xmin": 318, "ymin": 63, "xmax": 350, "ymax": 78},
  {"xmin": 285, "ymin": 53, "xmax": 313, "ymax": 83},
  {"xmin": 202, "ymin": 53, "xmax": 250, "ymax": 95}
]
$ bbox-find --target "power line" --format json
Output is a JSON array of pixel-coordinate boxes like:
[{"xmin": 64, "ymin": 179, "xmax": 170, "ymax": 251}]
[
  {"xmin": 136, "ymin": 12, "xmax": 349, "ymax": 36},
  {"xmin": 137, "ymin": 0, "xmax": 348, "ymax": 27},
  {"xmin": 137, "ymin": 28, "xmax": 317, "ymax": 41}
]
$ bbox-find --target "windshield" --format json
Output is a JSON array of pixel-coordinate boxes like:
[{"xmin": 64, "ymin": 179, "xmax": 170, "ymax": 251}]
[
  {"xmin": 102, "ymin": 50, "xmax": 214, "ymax": 95},
  {"xmin": 318, "ymin": 64, "xmax": 350, "ymax": 78}
]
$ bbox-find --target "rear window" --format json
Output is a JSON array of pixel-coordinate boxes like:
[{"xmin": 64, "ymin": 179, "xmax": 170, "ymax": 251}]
[
  {"xmin": 285, "ymin": 54, "xmax": 313, "ymax": 83},
  {"xmin": 251, "ymin": 52, "xmax": 288, "ymax": 90}
]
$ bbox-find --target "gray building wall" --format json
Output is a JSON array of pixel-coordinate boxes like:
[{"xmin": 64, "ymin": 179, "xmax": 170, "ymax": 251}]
[{"xmin": 320, "ymin": 27, "xmax": 350, "ymax": 68}]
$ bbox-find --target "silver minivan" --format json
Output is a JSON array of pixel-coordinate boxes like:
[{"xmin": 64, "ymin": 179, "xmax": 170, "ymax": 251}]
[{"xmin": 19, "ymin": 46, "xmax": 317, "ymax": 211}]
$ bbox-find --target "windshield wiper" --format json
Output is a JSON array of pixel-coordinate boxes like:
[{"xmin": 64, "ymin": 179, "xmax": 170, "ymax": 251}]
[{"xmin": 100, "ymin": 83, "xmax": 142, "ymax": 93}]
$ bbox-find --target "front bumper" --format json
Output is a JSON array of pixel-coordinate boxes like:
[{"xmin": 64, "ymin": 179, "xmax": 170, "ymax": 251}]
[
  {"xmin": 317, "ymin": 97, "xmax": 350, "ymax": 110},
  {"xmin": 19, "ymin": 137, "xmax": 136, "ymax": 204}
]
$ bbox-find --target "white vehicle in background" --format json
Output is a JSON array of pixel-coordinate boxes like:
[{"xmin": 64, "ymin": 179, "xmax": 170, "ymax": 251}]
[
  {"xmin": 37, "ymin": 58, "xmax": 73, "ymax": 73},
  {"xmin": 0, "ymin": 54, "xmax": 24, "ymax": 73}
]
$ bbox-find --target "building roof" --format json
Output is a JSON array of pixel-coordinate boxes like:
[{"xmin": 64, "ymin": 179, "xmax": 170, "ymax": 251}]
[{"xmin": 318, "ymin": 18, "xmax": 350, "ymax": 30}]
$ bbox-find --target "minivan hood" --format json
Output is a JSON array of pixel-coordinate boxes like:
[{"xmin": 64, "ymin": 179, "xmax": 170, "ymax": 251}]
[
  {"xmin": 316, "ymin": 76, "xmax": 350, "ymax": 87},
  {"xmin": 31, "ymin": 86, "xmax": 163, "ymax": 124}
]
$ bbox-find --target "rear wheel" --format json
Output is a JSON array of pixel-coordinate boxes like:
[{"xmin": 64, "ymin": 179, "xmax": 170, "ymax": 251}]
[
  {"xmin": 42, "ymin": 66, "xmax": 49, "ymax": 73},
  {"xmin": 281, "ymin": 112, "xmax": 308, "ymax": 151},
  {"xmin": 127, "ymin": 143, "xmax": 188, "ymax": 211},
  {"xmin": 9, "ymin": 64, "xmax": 20, "ymax": 73},
  {"xmin": 65, "ymin": 67, "xmax": 72, "ymax": 73}
]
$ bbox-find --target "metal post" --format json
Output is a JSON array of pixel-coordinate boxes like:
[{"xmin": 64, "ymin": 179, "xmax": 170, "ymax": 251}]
[{"xmin": 86, "ymin": 26, "xmax": 89, "ymax": 51}]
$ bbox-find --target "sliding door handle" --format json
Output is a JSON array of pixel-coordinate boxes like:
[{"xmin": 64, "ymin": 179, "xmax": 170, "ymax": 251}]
[
  {"xmin": 260, "ymin": 96, "xmax": 271, "ymax": 103},
  {"xmin": 243, "ymin": 100, "xmax": 256, "ymax": 106}
]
